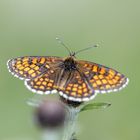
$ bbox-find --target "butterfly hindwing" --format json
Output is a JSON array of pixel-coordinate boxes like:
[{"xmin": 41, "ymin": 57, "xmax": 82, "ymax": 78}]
[
  {"xmin": 58, "ymin": 70, "xmax": 96, "ymax": 102},
  {"xmin": 25, "ymin": 66, "xmax": 96, "ymax": 102},
  {"xmin": 25, "ymin": 69, "xmax": 58, "ymax": 95}
]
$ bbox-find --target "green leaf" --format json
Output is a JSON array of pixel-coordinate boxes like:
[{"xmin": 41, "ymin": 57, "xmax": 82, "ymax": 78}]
[{"xmin": 80, "ymin": 102, "xmax": 111, "ymax": 112}]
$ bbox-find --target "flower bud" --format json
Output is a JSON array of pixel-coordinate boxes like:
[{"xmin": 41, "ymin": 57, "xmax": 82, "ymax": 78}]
[{"xmin": 35, "ymin": 99, "xmax": 66, "ymax": 128}]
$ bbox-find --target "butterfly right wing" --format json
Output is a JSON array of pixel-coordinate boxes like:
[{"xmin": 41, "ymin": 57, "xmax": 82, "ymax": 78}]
[
  {"xmin": 77, "ymin": 60, "xmax": 129, "ymax": 94},
  {"xmin": 58, "ymin": 70, "xmax": 96, "ymax": 102},
  {"xmin": 7, "ymin": 56, "xmax": 63, "ymax": 80}
]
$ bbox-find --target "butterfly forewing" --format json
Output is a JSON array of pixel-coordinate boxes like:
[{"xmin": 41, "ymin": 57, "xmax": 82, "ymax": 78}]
[
  {"xmin": 78, "ymin": 60, "xmax": 129, "ymax": 94},
  {"xmin": 7, "ymin": 56, "xmax": 63, "ymax": 80}
]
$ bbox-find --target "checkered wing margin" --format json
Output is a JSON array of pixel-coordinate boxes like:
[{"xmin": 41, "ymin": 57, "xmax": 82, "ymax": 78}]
[
  {"xmin": 7, "ymin": 56, "xmax": 63, "ymax": 80},
  {"xmin": 78, "ymin": 60, "xmax": 129, "ymax": 94}
]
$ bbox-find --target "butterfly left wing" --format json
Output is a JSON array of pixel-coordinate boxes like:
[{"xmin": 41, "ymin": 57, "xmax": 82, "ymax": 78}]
[
  {"xmin": 7, "ymin": 56, "xmax": 63, "ymax": 80},
  {"xmin": 77, "ymin": 60, "xmax": 129, "ymax": 94}
]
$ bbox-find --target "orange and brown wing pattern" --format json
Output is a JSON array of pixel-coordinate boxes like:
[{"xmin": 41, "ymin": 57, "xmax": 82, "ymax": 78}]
[
  {"xmin": 25, "ymin": 68, "xmax": 96, "ymax": 102},
  {"xmin": 7, "ymin": 56, "xmax": 62, "ymax": 80},
  {"xmin": 25, "ymin": 68, "xmax": 59, "ymax": 95},
  {"xmin": 58, "ymin": 71, "xmax": 96, "ymax": 102},
  {"xmin": 78, "ymin": 60, "xmax": 129, "ymax": 94}
]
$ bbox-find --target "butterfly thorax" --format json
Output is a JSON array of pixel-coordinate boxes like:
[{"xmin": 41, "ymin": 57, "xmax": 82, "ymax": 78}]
[{"xmin": 61, "ymin": 56, "xmax": 77, "ymax": 71}]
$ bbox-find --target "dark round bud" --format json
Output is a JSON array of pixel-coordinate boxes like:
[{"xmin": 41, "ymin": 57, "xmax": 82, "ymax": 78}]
[
  {"xmin": 35, "ymin": 99, "xmax": 66, "ymax": 128},
  {"xmin": 60, "ymin": 96, "xmax": 83, "ymax": 108}
]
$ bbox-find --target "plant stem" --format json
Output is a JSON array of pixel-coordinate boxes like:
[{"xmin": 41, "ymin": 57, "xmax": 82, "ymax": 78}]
[
  {"xmin": 42, "ymin": 129, "xmax": 62, "ymax": 140},
  {"xmin": 62, "ymin": 106, "xmax": 81, "ymax": 140}
]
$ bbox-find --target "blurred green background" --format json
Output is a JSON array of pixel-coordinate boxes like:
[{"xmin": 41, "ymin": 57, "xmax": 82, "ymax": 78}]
[{"xmin": 0, "ymin": 0, "xmax": 139, "ymax": 140}]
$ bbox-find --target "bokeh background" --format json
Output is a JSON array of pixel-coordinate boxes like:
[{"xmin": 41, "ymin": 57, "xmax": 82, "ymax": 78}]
[{"xmin": 0, "ymin": 0, "xmax": 139, "ymax": 140}]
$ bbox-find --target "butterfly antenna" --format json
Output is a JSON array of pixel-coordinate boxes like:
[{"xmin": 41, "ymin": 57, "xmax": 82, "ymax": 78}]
[
  {"xmin": 75, "ymin": 44, "xmax": 99, "ymax": 55},
  {"xmin": 56, "ymin": 37, "xmax": 71, "ymax": 55}
]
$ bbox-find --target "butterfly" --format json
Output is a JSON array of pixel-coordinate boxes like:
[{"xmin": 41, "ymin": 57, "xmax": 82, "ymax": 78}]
[{"xmin": 7, "ymin": 42, "xmax": 129, "ymax": 102}]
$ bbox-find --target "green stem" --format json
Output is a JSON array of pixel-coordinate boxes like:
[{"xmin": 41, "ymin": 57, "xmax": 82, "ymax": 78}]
[{"xmin": 62, "ymin": 106, "xmax": 81, "ymax": 140}]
